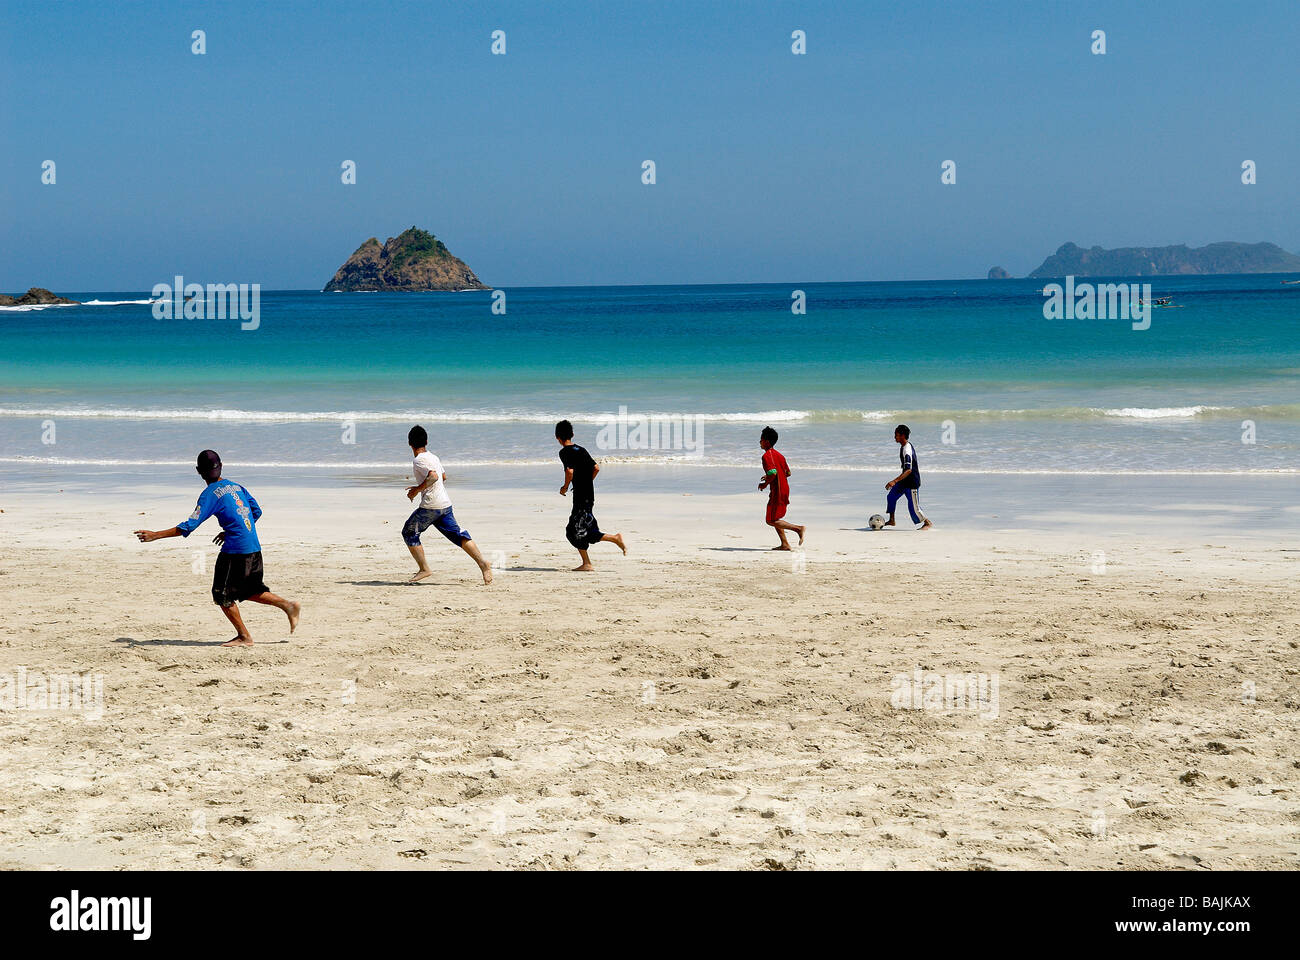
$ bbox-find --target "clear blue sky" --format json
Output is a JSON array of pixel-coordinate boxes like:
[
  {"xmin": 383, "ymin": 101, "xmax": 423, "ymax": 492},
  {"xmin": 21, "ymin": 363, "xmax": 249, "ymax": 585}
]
[{"xmin": 2, "ymin": 0, "xmax": 1297, "ymax": 289}]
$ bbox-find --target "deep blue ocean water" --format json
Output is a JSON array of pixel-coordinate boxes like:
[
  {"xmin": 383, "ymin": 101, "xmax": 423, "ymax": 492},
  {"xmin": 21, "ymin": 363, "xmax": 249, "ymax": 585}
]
[{"xmin": 2, "ymin": 277, "xmax": 1298, "ymax": 474}]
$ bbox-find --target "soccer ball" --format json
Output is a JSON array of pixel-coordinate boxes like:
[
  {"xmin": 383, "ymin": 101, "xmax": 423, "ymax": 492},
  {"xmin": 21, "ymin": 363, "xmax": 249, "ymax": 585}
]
[{"xmin": 868, "ymin": 514, "xmax": 886, "ymax": 530}]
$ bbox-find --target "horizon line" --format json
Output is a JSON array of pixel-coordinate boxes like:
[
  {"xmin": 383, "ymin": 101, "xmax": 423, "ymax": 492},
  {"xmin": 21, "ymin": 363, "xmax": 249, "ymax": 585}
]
[{"xmin": 14, "ymin": 270, "xmax": 1300, "ymax": 296}]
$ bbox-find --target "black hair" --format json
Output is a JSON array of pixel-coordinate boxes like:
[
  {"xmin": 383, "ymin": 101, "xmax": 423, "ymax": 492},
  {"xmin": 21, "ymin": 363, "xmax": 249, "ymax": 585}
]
[
  {"xmin": 760, "ymin": 426, "xmax": 778, "ymax": 446},
  {"xmin": 895, "ymin": 424, "xmax": 910, "ymax": 439},
  {"xmin": 408, "ymin": 425, "xmax": 428, "ymax": 448},
  {"xmin": 196, "ymin": 449, "xmax": 222, "ymax": 483},
  {"xmin": 555, "ymin": 419, "xmax": 574, "ymax": 441}
]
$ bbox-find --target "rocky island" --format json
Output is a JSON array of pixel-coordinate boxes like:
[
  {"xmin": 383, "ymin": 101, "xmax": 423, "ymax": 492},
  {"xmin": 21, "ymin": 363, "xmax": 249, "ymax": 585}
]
[
  {"xmin": 0, "ymin": 287, "xmax": 79, "ymax": 306},
  {"xmin": 323, "ymin": 227, "xmax": 488, "ymax": 292},
  {"xmin": 1027, "ymin": 241, "xmax": 1300, "ymax": 278}
]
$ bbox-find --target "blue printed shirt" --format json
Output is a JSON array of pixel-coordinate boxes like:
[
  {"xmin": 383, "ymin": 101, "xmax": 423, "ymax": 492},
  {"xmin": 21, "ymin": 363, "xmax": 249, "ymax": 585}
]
[{"xmin": 176, "ymin": 480, "xmax": 262, "ymax": 553}]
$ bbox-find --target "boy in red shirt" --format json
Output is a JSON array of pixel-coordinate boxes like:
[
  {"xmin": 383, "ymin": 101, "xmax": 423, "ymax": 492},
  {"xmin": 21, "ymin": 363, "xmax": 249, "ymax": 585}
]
[{"xmin": 758, "ymin": 426, "xmax": 805, "ymax": 550}]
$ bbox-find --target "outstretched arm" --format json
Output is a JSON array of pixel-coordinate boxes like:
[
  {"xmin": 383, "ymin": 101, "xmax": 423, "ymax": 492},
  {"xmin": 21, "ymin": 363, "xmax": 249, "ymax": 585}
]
[{"xmin": 134, "ymin": 526, "xmax": 182, "ymax": 543}]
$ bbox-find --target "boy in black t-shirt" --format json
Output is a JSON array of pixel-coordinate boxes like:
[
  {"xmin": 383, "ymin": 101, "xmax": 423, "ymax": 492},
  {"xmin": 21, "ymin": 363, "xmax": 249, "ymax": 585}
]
[{"xmin": 556, "ymin": 419, "xmax": 627, "ymax": 571}]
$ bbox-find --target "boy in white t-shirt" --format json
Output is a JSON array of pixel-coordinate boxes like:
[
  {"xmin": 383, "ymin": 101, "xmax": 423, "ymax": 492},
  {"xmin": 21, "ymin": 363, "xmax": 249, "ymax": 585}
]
[{"xmin": 402, "ymin": 425, "xmax": 493, "ymax": 584}]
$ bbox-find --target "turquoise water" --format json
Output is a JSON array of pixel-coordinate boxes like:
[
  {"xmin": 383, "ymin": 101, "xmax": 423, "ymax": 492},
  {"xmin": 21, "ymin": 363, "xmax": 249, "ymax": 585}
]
[{"xmin": 2, "ymin": 277, "xmax": 1298, "ymax": 473}]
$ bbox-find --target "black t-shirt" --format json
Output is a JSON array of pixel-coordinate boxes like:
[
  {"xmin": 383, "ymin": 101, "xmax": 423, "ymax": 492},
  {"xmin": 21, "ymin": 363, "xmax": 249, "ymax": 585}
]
[{"xmin": 559, "ymin": 444, "xmax": 597, "ymax": 506}]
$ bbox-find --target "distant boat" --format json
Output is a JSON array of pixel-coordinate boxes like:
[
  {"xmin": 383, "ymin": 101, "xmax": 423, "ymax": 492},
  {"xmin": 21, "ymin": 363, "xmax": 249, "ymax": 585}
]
[
  {"xmin": 1283, "ymin": 279, "xmax": 1300, "ymax": 285},
  {"xmin": 1137, "ymin": 296, "xmax": 1173, "ymax": 307}
]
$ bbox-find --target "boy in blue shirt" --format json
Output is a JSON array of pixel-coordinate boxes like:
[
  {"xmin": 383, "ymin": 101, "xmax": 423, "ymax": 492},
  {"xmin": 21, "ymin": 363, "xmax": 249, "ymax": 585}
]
[{"xmin": 134, "ymin": 450, "xmax": 301, "ymax": 647}]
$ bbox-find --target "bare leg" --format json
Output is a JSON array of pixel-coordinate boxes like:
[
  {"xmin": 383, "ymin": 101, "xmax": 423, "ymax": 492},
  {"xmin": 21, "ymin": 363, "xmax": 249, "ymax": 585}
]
[
  {"xmin": 883, "ymin": 511, "xmax": 897, "ymax": 527},
  {"xmin": 601, "ymin": 533, "xmax": 626, "ymax": 555},
  {"xmin": 246, "ymin": 591, "xmax": 301, "ymax": 633},
  {"xmin": 573, "ymin": 548, "xmax": 594, "ymax": 572},
  {"xmin": 219, "ymin": 603, "xmax": 254, "ymax": 647},
  {"xmin": 768, "ymin": 522, "xmax": 791, "ymax": 550},
  {"xmin": 459, "ymin": 538, "xmax": 493, "ymax": 584},
  {"xmin": 774, "ymin": 518, "xmax": 805, "ymax": 546},
  {"xmin": 406, "ymin": 544, "xmax": 432, "ymax": 582}
]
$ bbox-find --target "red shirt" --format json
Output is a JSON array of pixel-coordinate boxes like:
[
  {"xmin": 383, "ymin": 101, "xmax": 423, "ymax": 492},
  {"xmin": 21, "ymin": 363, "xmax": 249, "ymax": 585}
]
[{"xmin": 762, "ymin": 448, "xmax": 790, "ymax": 505}]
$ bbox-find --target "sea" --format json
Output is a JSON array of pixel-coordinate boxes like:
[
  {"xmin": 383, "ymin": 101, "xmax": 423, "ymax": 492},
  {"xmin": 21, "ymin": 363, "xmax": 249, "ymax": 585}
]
[{"xmin": 2, "ymin": 277, "xmax": 1297, "ymax": 533}]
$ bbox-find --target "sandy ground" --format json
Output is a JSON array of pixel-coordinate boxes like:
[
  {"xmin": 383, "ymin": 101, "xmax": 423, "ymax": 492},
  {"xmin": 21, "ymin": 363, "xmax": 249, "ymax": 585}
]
[{"xmin": 1, "ymin": 477, "xmax": 1297, "ymax": 870}]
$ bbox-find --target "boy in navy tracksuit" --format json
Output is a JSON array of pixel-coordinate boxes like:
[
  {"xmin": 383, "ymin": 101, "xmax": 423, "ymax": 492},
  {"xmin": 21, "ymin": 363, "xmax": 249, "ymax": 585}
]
[{"xmin": 884, "ymin": 424, "xmax": 933, "ymax": 530}]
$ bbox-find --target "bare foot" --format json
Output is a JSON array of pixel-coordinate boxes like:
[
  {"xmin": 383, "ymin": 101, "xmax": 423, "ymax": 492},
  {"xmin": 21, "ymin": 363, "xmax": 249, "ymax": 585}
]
[
  {"xmin": 883, "ymin": 519, "xmax": 896, "ymax": 527},
  {"xmin": 286, "ymin": 601, "xmax": 301, "ymax": 634},
  {"xmin": 919, "ymin": 520, "xmax": 933, "ymax": 531},
  {"xmin": 407, "ymin": 569, "xmax": 433, "ymax": 583},
  {"xmin": 572, "ymin": 563, "xmax": 595, "ymax": 572},
  {"xmin": 221, "ymin": 636, "xmax": 254, "ymax": 648},
  {"xmin": 481, "ymin": 564, "xmax": 494, "ymax": 585},
  {"xmin": 772, "ymin": 544, "xmax": 791, "ymax": 551},
  {"xmin": 796, "ymin": 526, "xmax": 806, "ymax": 546},
  {"xmin": 610, "ymin": 533, "xmax": 627, "ymax": 555}
]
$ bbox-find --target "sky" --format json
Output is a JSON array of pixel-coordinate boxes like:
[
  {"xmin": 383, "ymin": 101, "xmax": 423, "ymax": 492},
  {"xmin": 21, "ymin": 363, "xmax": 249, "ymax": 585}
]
[{"xmin": 2, "ymin": 0, "xmax": 1298, "ymax": 290}]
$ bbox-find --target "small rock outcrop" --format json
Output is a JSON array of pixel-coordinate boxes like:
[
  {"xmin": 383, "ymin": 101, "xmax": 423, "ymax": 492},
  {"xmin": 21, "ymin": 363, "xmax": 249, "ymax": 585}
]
[
  {"xmin": 0, "ymin": 287, "xmax": 79, "ymax": 306},
  {"xmin": 323, "ymin": 227, "xmax": 488, "ymax": 292}
]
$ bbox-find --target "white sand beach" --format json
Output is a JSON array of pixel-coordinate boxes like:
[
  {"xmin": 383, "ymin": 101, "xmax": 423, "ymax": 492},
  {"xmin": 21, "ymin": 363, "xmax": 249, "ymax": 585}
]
[{"xmin": 1, "ymin": 469, "xmax": 1297, "ymax": 870}]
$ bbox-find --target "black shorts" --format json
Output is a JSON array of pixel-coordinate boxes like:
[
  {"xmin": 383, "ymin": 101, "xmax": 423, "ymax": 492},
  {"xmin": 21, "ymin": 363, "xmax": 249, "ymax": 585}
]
[
  {"xmin": 212, "ymin": 551, "xmax": 269, "ymax": 607},
  {"xmin": 565, "ymin": 504, "xmax": 604, "ymax": 550}
]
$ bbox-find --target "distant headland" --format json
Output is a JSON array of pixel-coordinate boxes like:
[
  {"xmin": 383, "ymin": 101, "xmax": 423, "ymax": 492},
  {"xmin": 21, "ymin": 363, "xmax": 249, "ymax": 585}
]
[
  {"xmin": 1020, "ymin": 241, "xmax": 1300, "ymax": 279},
  {"xmin": 323, "ymin": 227, "xmax": 488, "ymax": 292},
  {"xmin": 0, "ymin": 287, "xmax": 79, "ymax": 306}
]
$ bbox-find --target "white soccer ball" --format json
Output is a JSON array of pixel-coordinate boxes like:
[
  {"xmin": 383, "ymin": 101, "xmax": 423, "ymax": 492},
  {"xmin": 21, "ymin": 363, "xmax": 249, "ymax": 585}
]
[{"xmin": 868, "ymin": 514, "xmax": 886, "ymax": 530}]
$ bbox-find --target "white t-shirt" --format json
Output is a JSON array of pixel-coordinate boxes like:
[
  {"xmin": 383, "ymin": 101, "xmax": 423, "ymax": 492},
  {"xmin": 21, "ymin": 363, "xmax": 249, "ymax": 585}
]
[{"xmin": 413, "ymin": 451, "xmax": 452, "ymax": 510}]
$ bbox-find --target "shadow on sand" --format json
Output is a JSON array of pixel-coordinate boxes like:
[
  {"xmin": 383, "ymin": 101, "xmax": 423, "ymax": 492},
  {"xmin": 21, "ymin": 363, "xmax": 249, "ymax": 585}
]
[{"xmin": 113, "ymin": 636, "xmax": 288, "ymax": 647}]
